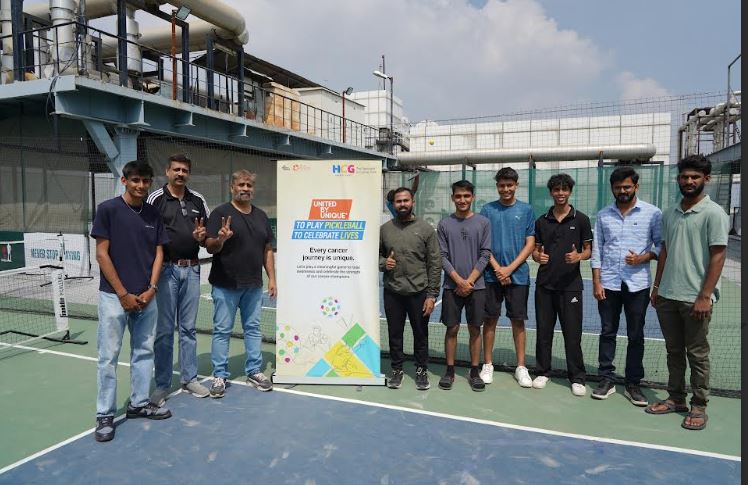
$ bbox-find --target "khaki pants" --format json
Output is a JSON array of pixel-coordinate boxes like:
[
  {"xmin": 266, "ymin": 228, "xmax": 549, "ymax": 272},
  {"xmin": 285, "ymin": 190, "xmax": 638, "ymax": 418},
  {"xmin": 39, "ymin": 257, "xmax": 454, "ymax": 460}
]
[{"xmin": 655, "ymin": 296, "xmax": 711, "ymax": 406}]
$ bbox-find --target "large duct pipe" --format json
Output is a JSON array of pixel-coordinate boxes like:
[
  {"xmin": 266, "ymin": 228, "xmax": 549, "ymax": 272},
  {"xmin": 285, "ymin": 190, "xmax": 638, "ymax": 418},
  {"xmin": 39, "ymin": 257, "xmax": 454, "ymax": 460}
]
[
  {"xmin": 169, "ymin": 0, "xmax": 248, "ymax": 45},
  {"xmin": 49, "ymin": 0, "xmax": 77, "ymax": 73},
  {"xmin": 125, "ymin": 5, "xmax": 140, "ymax": 71},
  {"xmin": 396, "ymin": 144, "xmax": 658, "ymax": 167},
  {"xmin": 100, "ymin": 19, "xmax": 234, "ymax": 58}
]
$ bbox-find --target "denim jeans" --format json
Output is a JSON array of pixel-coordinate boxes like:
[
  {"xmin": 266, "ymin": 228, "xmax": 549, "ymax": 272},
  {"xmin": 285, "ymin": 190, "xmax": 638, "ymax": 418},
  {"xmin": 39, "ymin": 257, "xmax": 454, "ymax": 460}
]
[
  {"xmin": 96, "ymin": 291, "xmax": 157, "ymax": 418},
  {"xmin": 210, "ymin": 286, "xmax": 263, "ymax": 379},
  {"xmin": 597, "ymin": 284, "xmax": 649, "ymax": 385},
  {"xmin": 153, "ymin": 264, "xmax": 201, "ymax": 389}
]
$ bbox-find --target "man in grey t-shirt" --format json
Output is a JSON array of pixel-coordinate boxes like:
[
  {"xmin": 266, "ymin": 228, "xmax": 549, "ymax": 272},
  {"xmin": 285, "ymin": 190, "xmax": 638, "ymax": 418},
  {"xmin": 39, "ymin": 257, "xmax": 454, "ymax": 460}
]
[{"xmin": 436, "ymin": 180, "xmax": 492, "ymax": 392}]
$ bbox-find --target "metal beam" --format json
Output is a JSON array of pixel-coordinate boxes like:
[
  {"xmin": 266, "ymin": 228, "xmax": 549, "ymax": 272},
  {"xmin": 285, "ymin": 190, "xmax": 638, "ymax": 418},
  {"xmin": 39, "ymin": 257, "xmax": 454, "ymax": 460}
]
[
  {"xmin": 116, "ymin": 0, "xmax": 127, "ymax": 87},
  {"xmin": 10, "ymin": 0, "xmax": 24, "ymax": 82}
]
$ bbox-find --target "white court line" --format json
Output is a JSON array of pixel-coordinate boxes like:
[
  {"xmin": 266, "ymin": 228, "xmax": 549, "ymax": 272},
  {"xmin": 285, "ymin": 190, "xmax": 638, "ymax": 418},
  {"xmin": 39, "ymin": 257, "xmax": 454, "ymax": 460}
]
[{"xmin": 0, "ymin": 342, "xmax": 739, "ymax": 473}]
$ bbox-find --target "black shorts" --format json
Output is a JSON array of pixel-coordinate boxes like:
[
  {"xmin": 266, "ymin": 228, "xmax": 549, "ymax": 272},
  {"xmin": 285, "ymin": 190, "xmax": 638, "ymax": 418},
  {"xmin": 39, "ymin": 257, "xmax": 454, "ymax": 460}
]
[
  {"xmin": 484, "ymin": 283, "xmax": 529, "ymax": 320},
  {"xmin": 440, "ymin": 289, "xmax": 486, "ymax": 327}
]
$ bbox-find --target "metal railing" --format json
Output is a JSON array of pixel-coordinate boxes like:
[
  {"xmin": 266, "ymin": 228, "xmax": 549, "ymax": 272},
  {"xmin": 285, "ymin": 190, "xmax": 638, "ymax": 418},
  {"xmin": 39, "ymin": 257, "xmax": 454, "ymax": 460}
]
[{"xmin": 0, "ymin": 21, "xmax": 382, "ymax": 151}]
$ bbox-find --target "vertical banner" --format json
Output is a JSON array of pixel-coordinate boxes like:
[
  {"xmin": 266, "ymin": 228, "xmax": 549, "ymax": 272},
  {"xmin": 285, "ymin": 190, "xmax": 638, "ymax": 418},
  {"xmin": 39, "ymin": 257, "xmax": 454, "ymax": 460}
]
[{"xmin": 275, "ymin": 160, "xmax": 384, "ymax": 385}]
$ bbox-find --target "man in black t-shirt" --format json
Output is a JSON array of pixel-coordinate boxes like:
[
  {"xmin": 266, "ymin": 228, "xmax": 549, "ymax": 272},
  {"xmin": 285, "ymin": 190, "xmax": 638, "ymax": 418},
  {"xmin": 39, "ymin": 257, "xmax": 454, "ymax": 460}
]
[
  {"xmin": 531, "ymin": 173, "xmax": 592, "ymax": 397},
  {"xmin": 90, "ymin": 160, "xmax": 171, "ymax": 443},
  {"xmin": 205, "ymin": 169, "xmax": 277, "ymax": 397}
]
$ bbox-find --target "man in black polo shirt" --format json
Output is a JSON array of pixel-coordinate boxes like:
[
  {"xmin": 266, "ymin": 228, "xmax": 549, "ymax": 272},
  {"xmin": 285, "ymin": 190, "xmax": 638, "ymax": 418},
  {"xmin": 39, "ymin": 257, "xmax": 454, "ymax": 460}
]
[
  {"xmin": 206, "ymin": 169, "xmax": 276, "ymax": 397},
  {"xmin": 147, "ymin": 154, "xmax": 211, "ymax": 405},
  {"xmin": 531, "ymin": 173, "xmax": 592, "ymax": 396}
]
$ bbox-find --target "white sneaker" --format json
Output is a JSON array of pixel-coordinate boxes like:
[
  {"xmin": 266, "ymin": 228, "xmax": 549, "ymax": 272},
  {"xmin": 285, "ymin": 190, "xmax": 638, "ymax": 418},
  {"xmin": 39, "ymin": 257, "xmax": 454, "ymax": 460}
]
[
  {"xmin": 479, "ymin": 363, "xmax": 494, "ymax": 384},
  {"xmin": 571, "ymin": 383, "xmax": 587, "ymax": 396},
  {"xmin": 514, "ymin": 366, "xmax": 532, "ymax": 388},
  {"xmin": 532, "ymin": 376, "xmax": 549, "ymax": 389}
]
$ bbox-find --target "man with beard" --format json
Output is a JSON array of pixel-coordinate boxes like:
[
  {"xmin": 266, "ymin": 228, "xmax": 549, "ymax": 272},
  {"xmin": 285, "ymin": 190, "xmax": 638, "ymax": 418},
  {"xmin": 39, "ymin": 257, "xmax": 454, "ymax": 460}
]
[
  {"xmin": 646, "ymin": 156, "xmax": 728, "ymax": 431},
  {"xmin": 590, "ymin": 166, "xmax": 662, "ymax": 406},
  {"xmin": 531, "ymin": 174, "xmax": 592, "ymax": 396},
  {"xmin": 147, "ymin": 154, "xmax": 211, "ymax": 406},
  {"xmin": 379, "ymin": 187, "xmax": 441, "ymax": 390},
  {"xmin": 205, "ymin": 170, "xmax": 277, "ymax": 397}
]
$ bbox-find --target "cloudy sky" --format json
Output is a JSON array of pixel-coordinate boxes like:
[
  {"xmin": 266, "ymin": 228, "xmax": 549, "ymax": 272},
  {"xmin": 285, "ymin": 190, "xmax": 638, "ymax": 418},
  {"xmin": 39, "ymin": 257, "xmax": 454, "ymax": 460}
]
[{"xmin": 224, "ymin": 0, "xmax": 739, "ymax": 122}]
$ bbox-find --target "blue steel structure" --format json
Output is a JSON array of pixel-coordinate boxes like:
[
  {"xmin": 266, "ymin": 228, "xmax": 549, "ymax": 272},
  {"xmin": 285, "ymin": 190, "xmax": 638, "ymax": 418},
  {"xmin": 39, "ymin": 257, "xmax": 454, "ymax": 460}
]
[{"xmin": 0, "ymin": 0, "xmax": 394, "ymax": 181}]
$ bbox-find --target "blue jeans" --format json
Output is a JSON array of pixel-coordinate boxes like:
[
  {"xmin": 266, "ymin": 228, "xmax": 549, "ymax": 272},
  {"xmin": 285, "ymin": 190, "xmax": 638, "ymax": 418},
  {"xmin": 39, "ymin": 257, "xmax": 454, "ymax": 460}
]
[
  {"xmin": 210, "ymin": 286, "xmax": 263, "ymax": 379},
  {"xmin": 96, "ymin": 291, "xmax": 157, "ymax": 418},
  {"xmin": 597, "ymin": 284, "xmax": 649, "ymax": 385},
  {"xmin": 153, "ymin": 264, "xmax": 201, "ymax": 389}
]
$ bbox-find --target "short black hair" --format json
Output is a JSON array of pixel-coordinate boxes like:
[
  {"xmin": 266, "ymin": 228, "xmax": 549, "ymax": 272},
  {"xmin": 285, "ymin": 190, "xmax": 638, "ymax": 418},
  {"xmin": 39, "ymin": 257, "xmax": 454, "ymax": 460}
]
[
  {"xmin": 392, "ymin": 187, "xmax": 414, "ymax": 199},
  {"xmin": 494, "ymin": 167, "xmax": 519, "ymax": 183},
  {"xmin": 168, "ymin": 153, "xmax": 191, "ymax": 170},
  {"xmin": 677, "ymin": 154, "xmax": 711, "ymax": 176},
  {"xmin": 547, "ymin": 173, "xmax": 575, "ymax": 192},
  {"xmin": 610, "ymin": 166, "xmax": 639, "ymax": 186},
  {"xmin": 451, "ymin": 179, "xmax": 475, "ymax": 194},
  {"xmin": 122, "ymin": 160, "xmax": 154, "ymax": 179}
]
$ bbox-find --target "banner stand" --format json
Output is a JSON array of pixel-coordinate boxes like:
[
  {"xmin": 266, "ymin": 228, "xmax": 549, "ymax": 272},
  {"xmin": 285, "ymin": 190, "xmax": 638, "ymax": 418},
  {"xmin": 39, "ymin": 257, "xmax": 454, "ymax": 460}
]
[{"xmin": 274, "ymin": 160, "xmax": 385, "ymax": 386}]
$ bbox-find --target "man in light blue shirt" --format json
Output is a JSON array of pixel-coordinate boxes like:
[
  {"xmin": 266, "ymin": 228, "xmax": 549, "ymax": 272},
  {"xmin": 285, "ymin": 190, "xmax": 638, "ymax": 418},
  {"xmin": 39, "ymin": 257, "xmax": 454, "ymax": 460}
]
[{"xmin": 590, "ymin": 166, "xmax": 662, "ymax": 406}]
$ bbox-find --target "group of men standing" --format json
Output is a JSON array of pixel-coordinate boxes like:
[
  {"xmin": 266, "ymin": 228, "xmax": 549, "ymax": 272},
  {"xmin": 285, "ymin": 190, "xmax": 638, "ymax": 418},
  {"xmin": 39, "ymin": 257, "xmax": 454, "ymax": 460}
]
[
  {"xmin": 90, "ymin": 153, "xmax": 727, "ymax": 443},
  {"xmin": 379, "ymin": 155, "xmax": 728, "ymax": 432},
  {"xmin": 92, "ymin": 155, "xmax": 275, "ymax": 442}
]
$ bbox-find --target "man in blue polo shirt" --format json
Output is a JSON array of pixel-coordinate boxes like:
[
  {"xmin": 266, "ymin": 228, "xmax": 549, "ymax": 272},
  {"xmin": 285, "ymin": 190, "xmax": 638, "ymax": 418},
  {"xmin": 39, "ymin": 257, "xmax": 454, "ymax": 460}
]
[
  {"xmin": 478, "ymin": 167, "xmax": 536, "ymax": 388},
  {"xmin": 591, "ymin": 166, "xmax": 662, "ymax": 406},
  {"xmin": 91, "ymin": 160, "xmax": 171, "ymax": 443}
]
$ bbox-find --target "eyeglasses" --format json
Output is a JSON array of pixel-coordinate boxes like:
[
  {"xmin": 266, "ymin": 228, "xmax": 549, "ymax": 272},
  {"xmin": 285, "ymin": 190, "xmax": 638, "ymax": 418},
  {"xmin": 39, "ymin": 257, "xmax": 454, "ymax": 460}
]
[{"xmin": 180, "ymin": 199, "xmax": 188, "ymax": 217}]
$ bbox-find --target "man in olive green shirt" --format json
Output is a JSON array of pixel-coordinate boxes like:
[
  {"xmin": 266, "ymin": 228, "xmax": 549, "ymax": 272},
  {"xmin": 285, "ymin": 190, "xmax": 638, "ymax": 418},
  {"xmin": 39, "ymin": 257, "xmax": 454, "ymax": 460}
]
[
  {"xmin": 380, "ymin": 187, "xmax": 441, "ymax": 390},
  {"xmin": 647, "ymin": 155, "xmax": 729, "ymax": 431}
]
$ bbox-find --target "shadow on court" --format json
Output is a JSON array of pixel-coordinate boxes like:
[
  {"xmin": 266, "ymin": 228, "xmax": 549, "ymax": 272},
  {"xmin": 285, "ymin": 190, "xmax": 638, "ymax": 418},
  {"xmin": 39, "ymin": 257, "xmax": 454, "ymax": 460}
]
[{"xmin": 0, "ymin": 383, "xmax": 739, "ymax": 484}]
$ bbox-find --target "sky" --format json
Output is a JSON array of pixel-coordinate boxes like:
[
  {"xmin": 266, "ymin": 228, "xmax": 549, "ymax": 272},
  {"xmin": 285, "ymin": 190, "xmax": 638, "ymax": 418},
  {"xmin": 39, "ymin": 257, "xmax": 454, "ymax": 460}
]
[
  {"xmin": 225, "ymin": 0, "xmax": 740, "ymax": 122},
  {"xmin": 80, "ymin": 0, "xmax": 740, "ymax": 123}
]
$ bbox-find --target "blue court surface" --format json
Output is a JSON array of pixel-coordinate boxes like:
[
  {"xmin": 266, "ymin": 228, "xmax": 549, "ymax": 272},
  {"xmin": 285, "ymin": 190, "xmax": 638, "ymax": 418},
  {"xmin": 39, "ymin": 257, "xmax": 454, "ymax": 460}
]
[{"xmin": 0, "ymin": 382, "xmax": 738, "ymax": 484}]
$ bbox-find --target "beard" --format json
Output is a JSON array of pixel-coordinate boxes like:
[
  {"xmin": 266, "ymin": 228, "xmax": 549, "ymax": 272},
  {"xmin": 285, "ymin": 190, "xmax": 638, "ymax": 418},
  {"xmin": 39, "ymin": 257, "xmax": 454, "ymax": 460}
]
[
  {"xmin": 679, "ymin": 183, "xmax": 705, "ymax": 197},
  {"xmin": 615, "ymin": 193, "xmax": 633, "ymax": 203},
  {"xmin": 396, "ymin": 206, "xmax": 413, "ymax": 219}
]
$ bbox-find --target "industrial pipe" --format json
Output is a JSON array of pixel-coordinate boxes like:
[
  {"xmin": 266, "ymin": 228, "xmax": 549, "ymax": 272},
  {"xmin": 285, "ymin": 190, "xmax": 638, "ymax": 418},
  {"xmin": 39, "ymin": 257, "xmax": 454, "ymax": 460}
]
[{"xmin": 396, "ymin": 144, "xmax": 658, "ymax": 167}]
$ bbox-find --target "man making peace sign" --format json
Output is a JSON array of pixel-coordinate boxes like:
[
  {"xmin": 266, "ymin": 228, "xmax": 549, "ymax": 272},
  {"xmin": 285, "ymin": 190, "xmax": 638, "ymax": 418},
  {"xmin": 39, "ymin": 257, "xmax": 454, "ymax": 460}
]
[
  {"xmin": 205, "ymin": 169, "xmax": 277, "ymax": 398},
  {"xmin": 147, "ymin": 153, "xmax": 212, "ymax": 406}
]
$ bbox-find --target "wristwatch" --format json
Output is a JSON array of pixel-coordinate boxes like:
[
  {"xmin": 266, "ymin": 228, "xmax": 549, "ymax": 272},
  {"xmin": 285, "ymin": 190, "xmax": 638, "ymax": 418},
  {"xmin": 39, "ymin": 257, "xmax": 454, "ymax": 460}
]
[{"xmin": 147, "ymin": 284, "xmax": 158, "ymax": 292}]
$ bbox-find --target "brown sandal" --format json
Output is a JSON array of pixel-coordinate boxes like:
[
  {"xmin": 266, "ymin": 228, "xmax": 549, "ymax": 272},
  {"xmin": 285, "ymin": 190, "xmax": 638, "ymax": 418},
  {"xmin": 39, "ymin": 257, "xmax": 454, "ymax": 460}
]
[
  {"xmin": 681, "ymin": 407, "xmax": 708, "ymax": 430},
  {"xmin": 644, "ymin": 400, "xmax": 689, "ymax": 415}
]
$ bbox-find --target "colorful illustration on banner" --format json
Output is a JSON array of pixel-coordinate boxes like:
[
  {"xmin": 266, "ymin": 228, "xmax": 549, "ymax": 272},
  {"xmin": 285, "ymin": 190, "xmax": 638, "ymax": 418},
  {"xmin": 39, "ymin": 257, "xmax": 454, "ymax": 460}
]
[
  {"xmin": 320, "ymin": 296, "xmax": 341, "ymax": 317},
  {"xmin": 276, "ymin": 324, "xmax": 301, "ymax": 364}
]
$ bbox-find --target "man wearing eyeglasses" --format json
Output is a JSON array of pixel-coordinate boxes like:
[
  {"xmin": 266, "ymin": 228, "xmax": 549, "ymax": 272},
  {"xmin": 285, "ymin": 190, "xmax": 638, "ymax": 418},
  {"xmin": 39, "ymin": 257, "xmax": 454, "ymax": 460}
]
[{"xmin": 147, "ymin": 153, "xmax": 211, "ymax": 405}]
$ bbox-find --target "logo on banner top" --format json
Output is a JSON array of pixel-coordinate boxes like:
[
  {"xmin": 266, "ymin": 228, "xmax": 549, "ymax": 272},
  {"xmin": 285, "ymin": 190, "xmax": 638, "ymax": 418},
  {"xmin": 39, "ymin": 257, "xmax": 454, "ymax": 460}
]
[
  {"xmin": 332, "ymin": 164, "xmax": 356, "ymax": 174},
  {"xmin": 280, "ymin": 163, "xmax": 311, "ymax": 172}
]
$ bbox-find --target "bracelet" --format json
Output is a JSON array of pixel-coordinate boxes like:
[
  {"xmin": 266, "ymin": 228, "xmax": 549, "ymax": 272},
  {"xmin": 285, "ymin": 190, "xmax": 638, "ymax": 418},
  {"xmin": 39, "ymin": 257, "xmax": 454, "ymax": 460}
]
[
  {"xmin": 147, "ymin": 284, "xmax": 158, "ymax": 293},
  {"xmin": 117, "ymin": 292, "xmax": 128, "ymax": 298},
  {"xmin": 652, "ymin": 285, "xmax": 659, "ymax": 289}
]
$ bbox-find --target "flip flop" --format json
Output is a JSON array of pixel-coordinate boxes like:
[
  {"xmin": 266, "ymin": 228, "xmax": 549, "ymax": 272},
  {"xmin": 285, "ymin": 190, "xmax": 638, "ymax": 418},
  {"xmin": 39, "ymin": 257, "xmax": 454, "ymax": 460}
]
[
  {"xmin": 681, "ymin": 407, "xmax": 708, "ymax": 430},
  {"xmin": 644, "ymin": 400, "xmax": 689, "ymax": 415}
]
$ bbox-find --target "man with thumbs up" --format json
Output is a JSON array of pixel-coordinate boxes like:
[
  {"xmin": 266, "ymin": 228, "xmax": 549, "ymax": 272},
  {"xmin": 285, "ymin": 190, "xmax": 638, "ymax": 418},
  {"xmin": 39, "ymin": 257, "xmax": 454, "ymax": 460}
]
[
  {"xmin": 532, "ymin": 174, "xmax": 592, "ymax": 396},
  {"xmin": 590, "ymin": 167, "xmax": 662, "ymax": 406},
  {"xmin": 147, "ymin": 153, "xmax": 212, "ymax": 406},
  {"xmin": 380, "ymin": 187, "xmax": 441, "ymax": 390}
]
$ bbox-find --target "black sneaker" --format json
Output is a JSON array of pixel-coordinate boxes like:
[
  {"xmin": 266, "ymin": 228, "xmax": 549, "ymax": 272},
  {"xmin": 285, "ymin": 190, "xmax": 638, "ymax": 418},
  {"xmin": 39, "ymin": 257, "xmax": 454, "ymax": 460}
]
[
  {"xmin": 591, "ymin": 380, "xmax": 616, "ymax": 400},
  {"xmin": 438, "ymin": 373, "xmax": 454, "ymax": 390},
  {"xmin": 94, "ymin": 416, "xmax": 115, "ymax": 442},
  {"xmin": 387, "ymin": 369, "xmax": 404, "ymax": 389},
  {"xmin": 624, "ymin": 384, "xmax": 648, "ymax": 407},
  {"xmin": 126, "ymin": 402, "xmax": 172, "ymax": 420},
  {"xmin": 415, "ymin": 367, "xmax": 430, "ymax": 390},
  {"xmin": 469, "ymin": 374, "xmax": 486, "ymax": 392}
]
